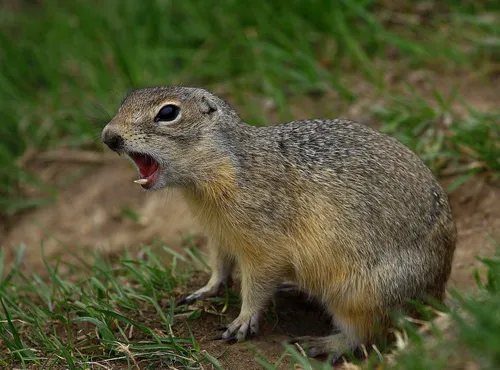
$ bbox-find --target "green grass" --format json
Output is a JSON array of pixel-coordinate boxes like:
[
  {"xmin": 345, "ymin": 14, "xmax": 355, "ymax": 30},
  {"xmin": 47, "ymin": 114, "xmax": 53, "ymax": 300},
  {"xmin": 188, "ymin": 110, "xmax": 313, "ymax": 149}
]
[
  {"xmin": 373, "ymin": 87, "xmax": 500, "ymax": 192},
  {"xmin": 0, "ymin": 242, "xmax": 220, "ymax": 369},
  {"xmin": 1, "ymin": 0, "xmax": 500, "ymax": 215},
  {"xmin": 2, "ymin": 239, "xmax": 500, "ymax": 369}
]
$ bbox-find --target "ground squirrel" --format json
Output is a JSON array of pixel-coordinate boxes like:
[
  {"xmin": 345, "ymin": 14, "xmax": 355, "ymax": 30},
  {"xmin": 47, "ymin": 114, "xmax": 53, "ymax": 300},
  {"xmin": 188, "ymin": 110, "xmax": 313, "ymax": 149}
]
[{"xmin": 101, "ymin": 86, "xmax": 457, "ymax": 363}]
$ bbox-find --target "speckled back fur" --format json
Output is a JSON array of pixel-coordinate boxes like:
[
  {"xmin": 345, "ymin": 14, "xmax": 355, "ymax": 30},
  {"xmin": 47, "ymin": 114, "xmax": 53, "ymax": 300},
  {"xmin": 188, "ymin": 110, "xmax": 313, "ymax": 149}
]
[{"xmin": 103, "ymin": 86, "xmax": 457, "ymax": 354}]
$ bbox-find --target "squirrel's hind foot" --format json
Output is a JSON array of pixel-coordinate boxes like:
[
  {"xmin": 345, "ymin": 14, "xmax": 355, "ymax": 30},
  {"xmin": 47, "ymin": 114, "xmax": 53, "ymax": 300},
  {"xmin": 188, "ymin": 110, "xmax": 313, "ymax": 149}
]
[{"xmin": 289, "ymin": 334, "xmax": 360, "ymax": 365}]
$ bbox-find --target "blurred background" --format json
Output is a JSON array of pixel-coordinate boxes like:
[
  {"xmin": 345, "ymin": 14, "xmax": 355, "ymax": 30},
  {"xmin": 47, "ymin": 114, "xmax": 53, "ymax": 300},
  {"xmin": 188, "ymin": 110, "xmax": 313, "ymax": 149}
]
[
  {"xmin": 1, "ymin": 0, "xmax": 500, "ymax": 294},
  {"xmin": 0, "ymin": 1, "xmax": 499, "ymax": 368},
  {"xmin": 1, "ymin": 0, "xmax": 499, "ymax": 214}
]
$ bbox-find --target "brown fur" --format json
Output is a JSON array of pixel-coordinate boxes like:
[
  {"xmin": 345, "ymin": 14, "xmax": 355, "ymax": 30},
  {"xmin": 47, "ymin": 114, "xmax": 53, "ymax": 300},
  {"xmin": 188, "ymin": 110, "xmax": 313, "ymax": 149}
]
[{"xmin": 102, "ymin": 86, "xmax": 457, "ymax": 363}]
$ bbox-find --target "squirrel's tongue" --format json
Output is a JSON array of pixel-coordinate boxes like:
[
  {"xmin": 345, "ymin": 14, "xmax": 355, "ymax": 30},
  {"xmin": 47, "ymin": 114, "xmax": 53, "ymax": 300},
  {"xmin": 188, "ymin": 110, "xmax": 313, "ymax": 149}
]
[{"xmin": 131, "ymin": 154, "xmax": 159, "ymax": 178}]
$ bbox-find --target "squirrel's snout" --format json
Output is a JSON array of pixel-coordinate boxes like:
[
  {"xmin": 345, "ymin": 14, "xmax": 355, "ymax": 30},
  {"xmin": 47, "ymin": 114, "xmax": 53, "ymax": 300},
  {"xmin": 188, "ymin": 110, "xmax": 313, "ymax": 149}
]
[{"xmin": 102, "ymin": 129, "xmax": 124, "ymax": 153}]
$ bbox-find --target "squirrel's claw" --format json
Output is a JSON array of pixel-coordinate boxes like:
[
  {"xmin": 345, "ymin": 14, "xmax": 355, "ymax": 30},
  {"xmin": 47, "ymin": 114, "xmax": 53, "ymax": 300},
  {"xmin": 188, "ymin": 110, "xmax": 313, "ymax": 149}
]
[
  {"xmin": 175, "ymin": 295, "xmax": 197, "ymax": 307},
  {"xmin": 210, "ymin": 333, "xmax": 238, "ymax": 344},
  {"xmin": 219, "ymin": 313, "xmax": 259, "ymax": 343},
  {"xmin": 175, "ymin": 297, "xmax": 188, "ymax": 306},
  {"xmin": 176, "ymin": 279, "xmax": 229, "ymax": 307},
  {"xmin": 289, "ymin": 335, "xmax": 350, "ymax": 364},
  {"xmin": 210, "ymin": 334, "xmax": 223, "ymax": 341},
  {"xmin": 176, "ymin": 285, "xmax": 224, "ymax": 307}
]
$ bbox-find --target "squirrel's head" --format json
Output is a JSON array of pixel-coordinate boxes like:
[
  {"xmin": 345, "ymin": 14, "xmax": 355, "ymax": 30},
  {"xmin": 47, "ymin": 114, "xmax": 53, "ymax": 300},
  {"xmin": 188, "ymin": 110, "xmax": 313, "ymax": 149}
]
[{"xmin": 102, "ymin": 86, "xmax": 242, "ymax": 190}]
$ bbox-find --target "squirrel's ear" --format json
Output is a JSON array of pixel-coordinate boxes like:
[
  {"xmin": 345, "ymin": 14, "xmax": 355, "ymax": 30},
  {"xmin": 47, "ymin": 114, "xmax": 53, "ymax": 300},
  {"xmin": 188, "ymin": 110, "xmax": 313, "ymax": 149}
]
[{"xmin": 199, "ymin": 96, "xmax": 218, "ymax": 115}]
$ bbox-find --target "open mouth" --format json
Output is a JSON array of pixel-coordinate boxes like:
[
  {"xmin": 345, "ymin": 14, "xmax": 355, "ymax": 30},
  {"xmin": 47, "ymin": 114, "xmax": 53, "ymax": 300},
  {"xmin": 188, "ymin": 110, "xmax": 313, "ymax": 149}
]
[{"xmin": 128, "ymin": 152, "xmax": 160, "ymax": 189}]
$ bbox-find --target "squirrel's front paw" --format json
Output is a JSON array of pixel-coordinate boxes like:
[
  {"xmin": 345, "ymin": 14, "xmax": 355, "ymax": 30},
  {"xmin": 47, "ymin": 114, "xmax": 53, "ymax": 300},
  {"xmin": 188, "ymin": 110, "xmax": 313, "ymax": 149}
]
[
  {"xmin": 176, "ymin": 283, "xmax": 223, "ymax": 306},
  {"xmin": 215, "ymin": 312, "xmax": 260, "ymax": 343}
]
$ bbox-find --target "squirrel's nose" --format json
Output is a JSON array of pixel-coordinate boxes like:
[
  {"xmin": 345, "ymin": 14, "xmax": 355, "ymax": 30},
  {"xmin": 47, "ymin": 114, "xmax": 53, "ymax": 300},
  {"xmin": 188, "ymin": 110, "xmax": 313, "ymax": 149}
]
[{"xmin": 102, "ymin": 129, "xmax": 124, "ymax": 153}]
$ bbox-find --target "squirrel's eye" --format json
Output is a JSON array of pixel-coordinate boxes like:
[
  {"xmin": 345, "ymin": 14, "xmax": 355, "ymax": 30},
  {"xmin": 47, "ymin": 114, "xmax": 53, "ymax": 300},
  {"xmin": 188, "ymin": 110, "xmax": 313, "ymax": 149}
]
[{"xmin": 155, "ymin": 104, "xmax": 180, "ymax": 122}]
